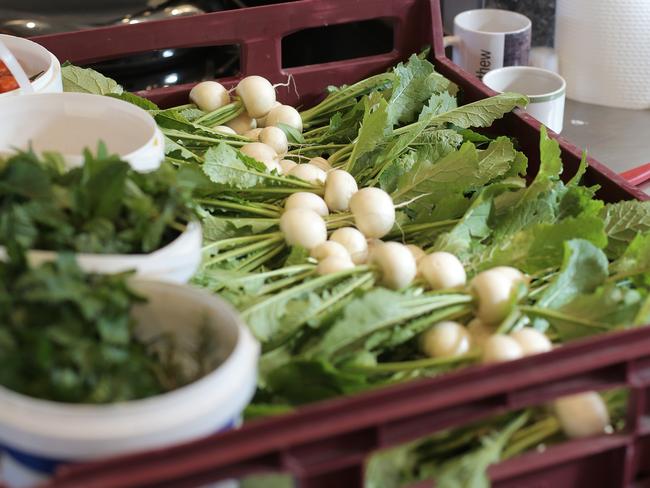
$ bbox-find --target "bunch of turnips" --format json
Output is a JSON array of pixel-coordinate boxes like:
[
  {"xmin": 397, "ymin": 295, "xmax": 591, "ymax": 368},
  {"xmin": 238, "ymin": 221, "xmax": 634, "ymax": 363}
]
[
  {"xmin": 54, "ymin": 52, "xmax": 649, "ymax": 480},
  {"xmin": 186, "ymin": 72, "xmax": 566, "ymax": 379}
]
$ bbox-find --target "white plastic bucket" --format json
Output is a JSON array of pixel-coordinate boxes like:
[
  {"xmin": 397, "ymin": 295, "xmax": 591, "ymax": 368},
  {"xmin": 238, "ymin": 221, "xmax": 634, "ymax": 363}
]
[
  {"xmin": 0, "ymin": 221, "xmax": 202, "ymax": 284},
  {"xmin": 0, "ymin": 280, "xmax": 260, "ymax": 487},
  {"xmin": 0, "ymin": 34, "xmax": 62, "ymax": 97},
  {"xmin": 0, "ymin": 92, "xmax": 164, "ymax": 172}
]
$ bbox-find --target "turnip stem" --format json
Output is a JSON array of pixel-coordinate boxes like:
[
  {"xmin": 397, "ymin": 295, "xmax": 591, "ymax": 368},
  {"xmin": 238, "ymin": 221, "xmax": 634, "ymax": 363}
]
[
  {"xmin": 300, "ymin": 73, "xmax": 393, "ymax": 122},
  {"xmin": 243, "ymin": 265, "xmax": 370, "ymax": 317},
  {"xmin": 205, "ymin": 235, "xmax": 284, "ymax": 265},
  {"xmin": 202, "ymin": 232, "xmax": 280, "ymax": 252},
  {"xmin": 237, "ymin": 265, "xmax": 315, "ymax": 282},
  {"xmin": 387, "ymin": 219, "xmax": 460, "ymax": 239},
  {"xmin": 195, "ymin": 198, "xmax": 280, "ymax": 217},
  {"xmin": 356, "ymin": 350, "xmax": 480, "ymax": 373},
  {"xmin": 245, "ymin": 187, "xmax": 325, "ymax": 196},
  {"xmin": 287, "ymin": 144, "xmax": 347, "ymax": 154},
  {"xmin": 502, "ymin": 416, "xmax": 560, "ymax": 460},
  {"xmin": 194, "ymin": 100, "xmax": 244, "ymax": 126},
  {"xmin": 165, "ymin": 103, "xmax": 195, "ymax": 111},
  {"xmin": 258, "ymin": 270, "xmax": 316, "ymax": 295},
  {"xmin": 238, "ymin": 244, "xmax": 285, "ymax": 272},
  {"xmin": 519, "ymin": 306, "xmax": 610, "ymax": 330}
]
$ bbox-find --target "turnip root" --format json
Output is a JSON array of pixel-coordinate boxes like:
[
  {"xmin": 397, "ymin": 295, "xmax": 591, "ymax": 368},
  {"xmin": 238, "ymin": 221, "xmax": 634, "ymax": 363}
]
[
  {"xmin": 553, "ymin": 392, "xmax": 610, "ymax": 439},
  {"xmin": 467, "ymin": 318, "xmax": 494, "ymax": 348},
  {"xmin": 213, "ymin": 125, "xmax": 237, "ymax": 136},
  {"xmin": 349, "ymin": 187, "xmax": 395, "ymax": 238},
  {"xmin": 235, "ymin": 75, "xmax": 277, "ymax": 119},
  {"xmin": 482, "ymin": 335, "xmax": 524, "ymax": 363},
  {"xmin": 279, "ymin": 159, "xmax": 297, "ymax": 174},
  {"xmin": 471, "ymin": 269, "xmax": 520, "ymax": 326},
  {"xmin": 310, "ymin": 241, "xmax": 350, "ymax": 261},
  {"xmin": 189, "ymin": 81, "xmax": 230, "ymax": 112},
  {"xmin": 421, "ymin": 321, "xmax": 471, "ymax": 358},
  {"xmin": 406, "ymin": 245, "xmax": 426, "ymax": 263},
  {"xmin": 288, "ymin": 163, "xmax": 327, "ymax": 185},
  {"xmin": 240, "ymin": 142, "xmax": 278, "ymax": 170},
  {"xmin": 418, "ymin": 252, "xmax": 466, "ymax": 290},
  {"xmin": 285, "ymin": 192, "xmax": 329, "ymax": 217},
  {"xmin": 309, "ymin": 157, "xmax": 332, "ymax": 172},
  {"xmin": 256, "ymin": 101, "xmax": 281, "ymax": 128},
  {"xmin": 226, "ymin": 112, "xmax": 256, "ymax": 134},
  {"xmin": 330, "ymin": 227, "xmax": 368, "ymax": 264},
  {"xmin": 266, "ymin": 104, "xmax": 303, "ymax": 132},
  {"xmin": 324, "ymin": 170, "xmax": 358, "ymax": 212},
  {"xmin": 279, "ymin": 208, "xmax": 327, "ymax": 250},
  {"xmin": 244, "ymin": 128, "xmax": 263, "ymax": 140},
  {"xmin": 317, "ymin": 255, "xmax": 355, "ymax": 276},
  {"xmin": 260, "ymin": 126, "xmax": 288, "ymax": 155},
  {"xmin": 511, "ymin": 328, "xmax": 552, "ymax": 356},
  {"xmin": 371, "ymin": 241, "xmax": 416, "ymax": 290}
]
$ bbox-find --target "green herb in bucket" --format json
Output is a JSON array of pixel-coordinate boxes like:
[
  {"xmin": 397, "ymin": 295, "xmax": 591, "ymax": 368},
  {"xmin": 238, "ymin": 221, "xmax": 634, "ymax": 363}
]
[{"xmin": 0, "ymin": 253, "xmax": 184, "ymax": 403}]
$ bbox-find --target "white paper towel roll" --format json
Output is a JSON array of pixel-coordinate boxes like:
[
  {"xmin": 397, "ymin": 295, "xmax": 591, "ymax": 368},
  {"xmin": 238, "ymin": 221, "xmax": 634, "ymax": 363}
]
[{"xmin": 555, "ymin": 0, "xmax": 650, "ymax": 109}]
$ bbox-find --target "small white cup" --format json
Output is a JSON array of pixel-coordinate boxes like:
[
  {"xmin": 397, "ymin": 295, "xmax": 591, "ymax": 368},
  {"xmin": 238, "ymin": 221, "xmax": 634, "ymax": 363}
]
[
  {"xmin": 0, "ymin": 34, "xmax": 62, "ymax": 98},
  {"xmin": 445, "ymin": 9, "xmax": 532, "ymax": 79},
  {"xmin": 482, "ymin": 66, "xmax": 566, "ymax": 133}
]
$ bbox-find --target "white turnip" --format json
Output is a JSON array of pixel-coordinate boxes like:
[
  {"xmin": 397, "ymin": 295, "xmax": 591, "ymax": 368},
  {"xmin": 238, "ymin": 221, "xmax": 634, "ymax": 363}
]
[
  {"xmin": 189, "ymin": 81, "xmax": 230, "ymax": 112},
  {"xmin": 349, "ymin": 187, "xmax": 395, "ymax": 238},
  {"xmin": 285, "ymin": 192, "xmax": 329, "ymax": 217},
  {"xmin": 371, "ymin": 241, "xmax": 416, "ymax": 290},
  {"xmin": 226, "ymin": 112, "xmax": 256, "ymax": 134},
  {"xmin": 279, "ymin": 159, "xmax": 297, "ymax": 174},
  {"xmin": 266, "ymin": 104, "xmax": 303, "ymax": 132},
  {"xmin": 317, "ymin": 255, "xmax": 355, "ymax": 276},
  {"xmin": 256, "ymin": 101, "xmax": 281, "ymax": 128},
  {"xmin": 213, "ymin": 125, "xmax": 237, "ymax": 136},
  {"xmin": 466, "ymin": 318, "xmax": 494, "ymax": 348},
  {"xmin": 244, "ymin": 128, "xmax": 262, "ymax": 140},
  {"xmin": 418, "ymin": 252, "xmax": 466, "ymax": 290},
  {"xmin": 553, "ymin": 392, "xmax": 610, "ymax": 439},
  {"xmin": 324, "ymin": 170, "xmax": 358, "ymax": 212},
  {"xmin": 259, "ymin": 126, "xmax": 288, "ymax": 155},
  {"xmin": 471, "ymin": 269, "xmax": 519, "ymax": 326},
  {"xmin": 482, "ymin": 334, "xmax": 524, "ymax": 363},
  {"xmin": 288, "ymin": 163, "xmax": 327, "ymax": 185},
  {"xmin": 310, "ymin": 241, "xmax": 350, "ymax": 261},
  {"xmin": 279, "ymin": 208, "xmax": 327, "ymax": 250},
  {"xmin": 235, "ymin": 75, "xmax": 277, "ymax": 118},
  {"xmin": 330, "ymin": 227, "xmax": 368, "ymax": 264},
  {"xmin": 309, "ymin": 157, "xmax": 332, "ymax": 172},
  {"xmin": 511, "ymin": 328, "xmax": 552, "ymax": 356},
  {"xmin": 240, "ymin": 142, "xmax": 278, "ymax": 171},
  {"xmin": 421, "ymin": 321, "xmax": 471, "ymax": 358}
]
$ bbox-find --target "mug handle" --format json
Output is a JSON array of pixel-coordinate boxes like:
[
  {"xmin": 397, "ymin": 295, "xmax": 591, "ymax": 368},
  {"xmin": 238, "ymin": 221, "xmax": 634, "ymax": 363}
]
[{"xmin": 443, "ymin": 35, "xmax": 461, "ymax": 48}]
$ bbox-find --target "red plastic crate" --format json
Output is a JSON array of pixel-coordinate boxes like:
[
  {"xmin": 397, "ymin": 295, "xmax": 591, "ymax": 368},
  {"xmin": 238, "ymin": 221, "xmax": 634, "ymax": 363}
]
[{"xmin": 21, "ymin": 1, "xmax": 650, "ymax": 486}]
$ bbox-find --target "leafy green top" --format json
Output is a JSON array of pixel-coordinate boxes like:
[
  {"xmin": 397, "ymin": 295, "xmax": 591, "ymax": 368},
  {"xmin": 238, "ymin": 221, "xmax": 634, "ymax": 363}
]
[
  {"xmin": 0, "ymin": 254, "xmax": 168, "ymax": 403},
  {"xmin": 0, "ymin": 147, "xmax": 196, "ymax": 255}
]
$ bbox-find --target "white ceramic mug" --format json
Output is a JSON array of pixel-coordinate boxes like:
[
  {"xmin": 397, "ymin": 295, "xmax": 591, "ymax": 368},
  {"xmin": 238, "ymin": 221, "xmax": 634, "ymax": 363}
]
[
  {"xmin": 482, "ymin": 66, "xmax": 566, "ymax": 133},
  {"xmin": 445, "ymin": 9, "xmax": 531, "ymax": 79}
]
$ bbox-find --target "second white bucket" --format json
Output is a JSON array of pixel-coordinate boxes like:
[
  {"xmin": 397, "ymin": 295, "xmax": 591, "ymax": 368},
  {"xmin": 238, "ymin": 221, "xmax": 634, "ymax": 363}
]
[{"xmin": 0, "ymin": 92, "xmax": 164, "ymax": 172}]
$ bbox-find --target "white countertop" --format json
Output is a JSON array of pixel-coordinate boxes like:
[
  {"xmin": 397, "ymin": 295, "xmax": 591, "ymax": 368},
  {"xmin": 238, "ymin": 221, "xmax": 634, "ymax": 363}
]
[{"xmin": 561, "ymin": 99, "xmax": 650, "ymax": 194}]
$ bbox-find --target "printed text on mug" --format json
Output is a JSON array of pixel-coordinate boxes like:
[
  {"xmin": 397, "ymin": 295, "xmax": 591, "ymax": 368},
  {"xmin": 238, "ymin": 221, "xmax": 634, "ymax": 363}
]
[{"xmin": 476, "ymin": 49, "xmax": 491, "ymax": 78}]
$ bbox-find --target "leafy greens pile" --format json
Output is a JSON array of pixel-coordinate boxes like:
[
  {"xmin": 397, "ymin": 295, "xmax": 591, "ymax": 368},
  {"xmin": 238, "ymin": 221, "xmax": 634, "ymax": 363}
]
[
  {"xmin": 62, "ymin": 54, "xmax": 650, "ymax": 404},
  {"xmin": 0, "ymin": 253, "xmax": 168, "ymax": 403},
  {"xmin": 0, "ymin": 145, "xmax": 196, "ymax": 255}
]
